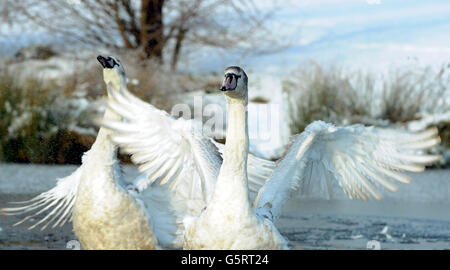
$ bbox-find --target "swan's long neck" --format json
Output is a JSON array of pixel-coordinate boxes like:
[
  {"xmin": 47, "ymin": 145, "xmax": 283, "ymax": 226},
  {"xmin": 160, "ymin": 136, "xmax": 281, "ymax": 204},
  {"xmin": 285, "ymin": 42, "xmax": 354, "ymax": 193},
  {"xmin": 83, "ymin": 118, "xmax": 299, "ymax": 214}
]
[
  {"xmin": 94, "ymin": 71, "xmax": 125, "ymax": 153},
  {"xmin": 210, "ymin": 96, "xmax": 250, "ymax": 209},
  {"xmin": 94, "ymin": 108, "xmax": 121, "ymax": 152},
  {"xmin": 223, "ymin": 97, "xmax": 249, "ymax": 175},
  {"xmin": 79, "ymin": 74, "xmax": 124, "ymax": 187}
]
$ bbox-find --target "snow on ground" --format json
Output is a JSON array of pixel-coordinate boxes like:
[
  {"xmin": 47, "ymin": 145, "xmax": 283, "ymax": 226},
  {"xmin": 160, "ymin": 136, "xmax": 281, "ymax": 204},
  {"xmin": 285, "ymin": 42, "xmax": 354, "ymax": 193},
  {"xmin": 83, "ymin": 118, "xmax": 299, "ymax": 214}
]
[{"xmin": 3, "ymin": 54, "xmax": 95, "ymax": 84}]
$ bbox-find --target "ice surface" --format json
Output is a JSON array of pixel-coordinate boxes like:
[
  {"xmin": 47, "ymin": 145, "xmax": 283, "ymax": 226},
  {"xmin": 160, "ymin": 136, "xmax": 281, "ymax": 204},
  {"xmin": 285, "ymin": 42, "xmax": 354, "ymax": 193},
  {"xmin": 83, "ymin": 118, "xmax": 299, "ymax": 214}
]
[{"xmin": 0, "ymin": 163, "xmax": 449, "ymax": 249}]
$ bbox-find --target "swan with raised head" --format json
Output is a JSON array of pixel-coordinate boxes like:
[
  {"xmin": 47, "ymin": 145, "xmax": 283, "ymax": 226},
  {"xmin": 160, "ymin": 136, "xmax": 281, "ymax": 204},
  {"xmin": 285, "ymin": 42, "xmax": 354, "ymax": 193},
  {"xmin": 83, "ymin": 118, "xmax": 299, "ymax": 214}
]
[
  {"xmin": 2, "ymin": 56, "xmax": 159, "ymax": 249},
  {"xmin": 181, "ymin": 66, "xmax": 441, "ymax": 249},
  {"xmin": 1, "ymin": 57, "xmax": 273, "ymax": 249}
]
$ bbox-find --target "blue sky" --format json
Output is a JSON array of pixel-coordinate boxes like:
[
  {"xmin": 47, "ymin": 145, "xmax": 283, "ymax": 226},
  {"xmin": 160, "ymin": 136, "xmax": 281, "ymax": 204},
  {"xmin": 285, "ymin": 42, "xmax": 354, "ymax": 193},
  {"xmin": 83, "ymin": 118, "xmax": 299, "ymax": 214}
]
[{"xmin": 189, "ymin": 0, "xmax": 450, "ymax": 73}]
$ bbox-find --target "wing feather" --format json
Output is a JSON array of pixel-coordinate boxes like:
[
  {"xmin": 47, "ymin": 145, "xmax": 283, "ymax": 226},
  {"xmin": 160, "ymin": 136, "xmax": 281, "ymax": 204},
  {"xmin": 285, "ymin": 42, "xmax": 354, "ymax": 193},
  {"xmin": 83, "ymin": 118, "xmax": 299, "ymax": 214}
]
[
  {"xmin": 254, "ymin": 121, "xmax": 441, "ymax": 220},
  {"xmin": 99, "ymin": 85, "xmax": 226, "ymax": 206},
  {"xmin": 1, "ymin": 166, "xmax": 81, "ymax": 230}
]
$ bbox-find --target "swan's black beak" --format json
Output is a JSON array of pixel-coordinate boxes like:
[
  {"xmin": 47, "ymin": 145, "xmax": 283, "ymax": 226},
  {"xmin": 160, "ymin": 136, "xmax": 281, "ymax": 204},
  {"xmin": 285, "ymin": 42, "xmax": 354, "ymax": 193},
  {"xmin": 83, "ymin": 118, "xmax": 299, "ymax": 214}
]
[
  {"xmin": 97, "ymin": 55, "xmax": 108, "ymax": 68},
  {"xmin": 97, "ymin": 55, "xmax": 116, "ymax": 69},
  {"xmin": 220, "ymin": 73, "xmax": 240, "ymax": 91}
]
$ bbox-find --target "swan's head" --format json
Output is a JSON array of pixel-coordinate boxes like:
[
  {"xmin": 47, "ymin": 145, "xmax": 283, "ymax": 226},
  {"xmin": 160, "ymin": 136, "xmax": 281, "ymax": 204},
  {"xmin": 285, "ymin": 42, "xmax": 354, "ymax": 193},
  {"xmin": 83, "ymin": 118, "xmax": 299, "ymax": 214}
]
[
  {"xmin": 220, "ymin": 66, "xmax": 248, "ymax": 101},
  {"xmin": 97, "ymin": 55, "xmax": 126, "ymax": 90}
]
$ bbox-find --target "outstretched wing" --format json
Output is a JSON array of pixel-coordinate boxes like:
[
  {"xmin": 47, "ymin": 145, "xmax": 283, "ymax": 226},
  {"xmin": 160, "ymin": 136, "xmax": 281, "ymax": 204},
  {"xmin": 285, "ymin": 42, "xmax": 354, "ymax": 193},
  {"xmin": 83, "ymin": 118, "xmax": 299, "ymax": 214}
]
[
  {"xmin": 1, "ymin": 166, "xmax": 82, "ymax": 230},
  {"xmin": 254, "ymin": 120, "xmax": 441, "ymax": 220},
  {"xmin": 100, "ymin": 86, "xmax": 222, "ymax": 205}
]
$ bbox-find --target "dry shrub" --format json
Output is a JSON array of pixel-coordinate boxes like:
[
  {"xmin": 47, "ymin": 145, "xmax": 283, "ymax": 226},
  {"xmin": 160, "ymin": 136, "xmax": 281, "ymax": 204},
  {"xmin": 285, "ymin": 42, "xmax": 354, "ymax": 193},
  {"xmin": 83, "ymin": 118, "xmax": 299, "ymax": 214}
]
[
  {"xmin": 284, "ymin": 62, "xmax": 450, "ymax": 134},
  {"xmin": 0, "ymin": 71, "xmax": 62, "ymax": 162},
  {"xmin": 284, "ymin": 63, "xmax": 372, "ymax": 134},
  {"xmin": 379, "ymin": 65, "xmax": 449, "ymax": 123},
  {"xmin": 0, "ymin": 67, "xmax": 100, "ymax": 164}
]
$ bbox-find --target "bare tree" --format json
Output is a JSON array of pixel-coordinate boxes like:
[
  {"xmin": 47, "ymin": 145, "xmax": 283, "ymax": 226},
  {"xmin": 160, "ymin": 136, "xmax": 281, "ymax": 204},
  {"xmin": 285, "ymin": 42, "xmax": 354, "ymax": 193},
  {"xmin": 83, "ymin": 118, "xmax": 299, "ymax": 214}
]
[{"xmin": 3, "ymin": 0, "xmax": 286, "ymax": 70}]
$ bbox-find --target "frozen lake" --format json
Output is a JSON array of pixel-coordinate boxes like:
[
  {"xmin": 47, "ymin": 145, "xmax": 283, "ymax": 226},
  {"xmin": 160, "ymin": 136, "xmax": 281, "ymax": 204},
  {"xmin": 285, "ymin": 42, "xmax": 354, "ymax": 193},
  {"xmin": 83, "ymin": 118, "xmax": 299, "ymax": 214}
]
[{"xmin": 0, "ymin": 163, "xmax": 449, "ymax": 250}]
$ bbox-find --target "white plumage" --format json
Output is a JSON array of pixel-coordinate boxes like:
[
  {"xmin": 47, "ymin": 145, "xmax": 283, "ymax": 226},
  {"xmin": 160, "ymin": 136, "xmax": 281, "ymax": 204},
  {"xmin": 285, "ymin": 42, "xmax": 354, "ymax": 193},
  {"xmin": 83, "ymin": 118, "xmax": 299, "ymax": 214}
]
[{"xmin": 1, "ymin": 166, "xmax": 82, "ymax": 231}]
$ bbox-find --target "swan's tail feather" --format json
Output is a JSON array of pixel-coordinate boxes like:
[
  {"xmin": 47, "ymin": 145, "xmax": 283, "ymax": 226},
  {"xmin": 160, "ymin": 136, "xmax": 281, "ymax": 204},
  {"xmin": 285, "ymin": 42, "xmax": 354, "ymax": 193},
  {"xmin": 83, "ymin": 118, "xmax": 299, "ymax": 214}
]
[{"xmin": 0, "ymin": 166, "xmax": 82, "ymax": 230}]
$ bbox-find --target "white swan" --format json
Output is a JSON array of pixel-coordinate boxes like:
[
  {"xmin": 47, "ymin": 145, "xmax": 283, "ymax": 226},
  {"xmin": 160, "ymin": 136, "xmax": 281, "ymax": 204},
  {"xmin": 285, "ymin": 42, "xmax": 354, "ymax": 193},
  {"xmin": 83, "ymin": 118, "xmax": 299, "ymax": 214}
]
[
  {"xmin": 2, "ymin": 56, "xmax": 159, "ymax": 249},
  {"xmin": 99, "ymin": 65, "xmax": 441, "ymax": 249},
  {"xmin": 1, "ymin": 57, "xmax": 274, "ymax": 249},
  {"xmin": 182, "ymin": 66, "xmax": 442, "ymax": 249}
]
